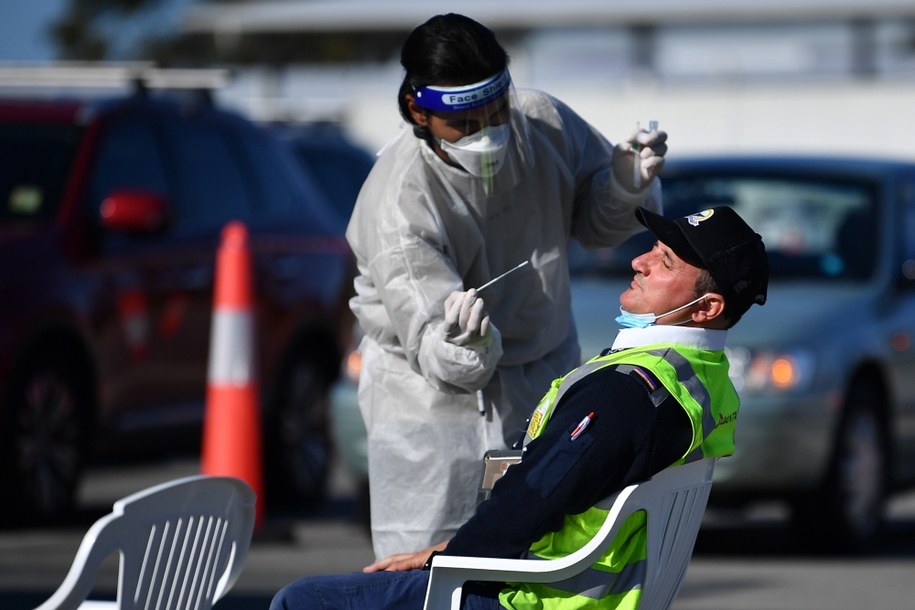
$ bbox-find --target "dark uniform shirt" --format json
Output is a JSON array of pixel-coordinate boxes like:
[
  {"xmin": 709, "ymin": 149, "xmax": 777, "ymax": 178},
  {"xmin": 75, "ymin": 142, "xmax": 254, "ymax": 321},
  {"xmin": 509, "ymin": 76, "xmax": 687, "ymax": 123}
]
[{"xmin": 443, "ymin": 362, "xmax": 693, "ymax": 559}]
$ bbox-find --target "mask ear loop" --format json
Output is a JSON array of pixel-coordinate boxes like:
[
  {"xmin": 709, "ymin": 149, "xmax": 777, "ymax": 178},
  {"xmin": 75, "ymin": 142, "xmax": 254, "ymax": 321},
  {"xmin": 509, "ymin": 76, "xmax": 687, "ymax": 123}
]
[{"xmin": 657, "ymin": 293, "xmax": 712, "ymax": 326}]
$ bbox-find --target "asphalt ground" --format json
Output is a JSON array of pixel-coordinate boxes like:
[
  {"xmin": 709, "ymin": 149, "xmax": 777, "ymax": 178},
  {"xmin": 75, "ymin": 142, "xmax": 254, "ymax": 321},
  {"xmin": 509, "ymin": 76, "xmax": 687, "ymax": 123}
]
[
  {"xmin": 5, "ymin": 457, "xmax": 915, "ymax": 610},
  {"xmin": 2, "ymin": 458, "xmax": 373, "ymax": 610}
]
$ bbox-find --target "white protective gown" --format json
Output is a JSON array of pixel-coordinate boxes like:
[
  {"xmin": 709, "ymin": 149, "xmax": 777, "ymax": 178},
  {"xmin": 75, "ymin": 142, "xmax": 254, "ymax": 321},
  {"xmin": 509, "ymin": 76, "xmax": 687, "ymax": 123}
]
[{"xmin": 346, "ymin": 89, "xmax": 662, "ymax": 559}]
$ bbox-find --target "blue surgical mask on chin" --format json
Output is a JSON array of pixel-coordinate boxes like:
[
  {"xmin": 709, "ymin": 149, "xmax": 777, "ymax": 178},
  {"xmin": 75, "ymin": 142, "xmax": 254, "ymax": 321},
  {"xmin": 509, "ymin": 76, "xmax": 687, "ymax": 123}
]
[
  {"xmin": 615, "ymin": 309, "xmax": 657, "ymax": 329},
  {"xmin": 615, "ymin": 294, "xmax": 710, "ymax": 329}
]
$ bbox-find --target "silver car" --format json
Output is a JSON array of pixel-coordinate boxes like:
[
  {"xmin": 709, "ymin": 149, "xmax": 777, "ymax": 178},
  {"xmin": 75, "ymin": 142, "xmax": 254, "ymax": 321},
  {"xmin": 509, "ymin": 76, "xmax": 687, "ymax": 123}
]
[{"xmin": 332, "ymin": 155, "xmax": 915, "ymax": 551}]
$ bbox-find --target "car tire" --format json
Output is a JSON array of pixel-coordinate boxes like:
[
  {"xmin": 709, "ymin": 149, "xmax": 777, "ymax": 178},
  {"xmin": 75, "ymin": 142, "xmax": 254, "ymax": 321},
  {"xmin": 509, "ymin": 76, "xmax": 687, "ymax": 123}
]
[
  {"xmin": 0, "ymin": 347, "xmax": 90, "ymax": 522},
  {"xmin": 264, "ymin": 350, "xmax": 331, "ymax": 510},
  {"xmin": 792, "ymin": 377, "xmax": 888, "ymax": 553}
]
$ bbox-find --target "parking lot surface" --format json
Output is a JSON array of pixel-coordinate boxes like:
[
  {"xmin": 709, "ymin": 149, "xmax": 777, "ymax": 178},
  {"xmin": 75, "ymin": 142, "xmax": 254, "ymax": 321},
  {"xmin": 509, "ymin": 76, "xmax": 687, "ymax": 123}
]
[{"xmin": 4, "ymin": 457, "xmax": 915, "ymax": 610}]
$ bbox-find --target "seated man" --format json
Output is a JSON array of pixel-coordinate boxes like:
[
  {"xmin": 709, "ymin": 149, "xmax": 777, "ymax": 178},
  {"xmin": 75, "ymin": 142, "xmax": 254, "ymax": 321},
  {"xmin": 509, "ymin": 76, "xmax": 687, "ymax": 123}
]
[{"xmin": 271, "ymin": 205, "xmax": 769, "ymax": 610}]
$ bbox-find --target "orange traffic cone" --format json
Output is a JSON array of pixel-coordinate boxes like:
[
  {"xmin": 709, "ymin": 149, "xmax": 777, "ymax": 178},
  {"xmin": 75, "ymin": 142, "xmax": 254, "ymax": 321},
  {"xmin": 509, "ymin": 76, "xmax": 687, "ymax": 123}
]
[{"xmin": 201, "ymin": 221, "xmax": 265, "ymax": 527}]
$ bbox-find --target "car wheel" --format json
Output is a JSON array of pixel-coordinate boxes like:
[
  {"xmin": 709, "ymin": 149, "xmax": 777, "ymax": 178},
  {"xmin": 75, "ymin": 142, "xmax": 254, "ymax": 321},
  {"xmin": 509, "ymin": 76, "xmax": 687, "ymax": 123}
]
[
  {"xmin": 0, "ymin": 349, "xmax": 89, "ymax": 522},
  {"xmin": 264, "ymin": 352, "xmax": 331, "ymax": 510},
  {"xmin": 793, "ymin": 378, "xmax": 887, "ymax": 552}
]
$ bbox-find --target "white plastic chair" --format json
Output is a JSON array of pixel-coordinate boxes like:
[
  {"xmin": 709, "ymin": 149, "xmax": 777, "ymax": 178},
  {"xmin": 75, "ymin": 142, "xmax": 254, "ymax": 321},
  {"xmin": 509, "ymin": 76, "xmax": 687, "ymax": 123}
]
[
  {"xmin": 36, "ymin": 475, "xmax": 256, "ymax": 610},
  {"xmin": 423, "ymin": 458, "xmax": 716, "ymax": 610}
]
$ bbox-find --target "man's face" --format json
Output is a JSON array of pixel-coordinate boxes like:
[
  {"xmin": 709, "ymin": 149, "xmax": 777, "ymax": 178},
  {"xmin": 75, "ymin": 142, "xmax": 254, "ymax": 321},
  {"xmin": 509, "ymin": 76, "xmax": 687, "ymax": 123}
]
[{"xmin": 619, "ymin": 240, "xmax": 703, "ymax": 324}]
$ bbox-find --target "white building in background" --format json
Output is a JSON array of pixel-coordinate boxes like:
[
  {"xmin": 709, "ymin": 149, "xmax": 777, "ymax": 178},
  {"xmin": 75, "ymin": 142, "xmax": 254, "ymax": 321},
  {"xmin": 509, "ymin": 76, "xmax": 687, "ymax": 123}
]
[{"xmin": 183, "ymin": 0, "xmax": 915, "ymax": 159}]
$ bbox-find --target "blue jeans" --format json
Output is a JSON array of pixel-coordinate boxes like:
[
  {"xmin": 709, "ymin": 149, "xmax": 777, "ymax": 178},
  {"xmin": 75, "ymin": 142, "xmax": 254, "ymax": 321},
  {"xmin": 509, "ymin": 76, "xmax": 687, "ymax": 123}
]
[{"xmin": 270, "ymin": 569, "xmax": 503, "ymax": 610}]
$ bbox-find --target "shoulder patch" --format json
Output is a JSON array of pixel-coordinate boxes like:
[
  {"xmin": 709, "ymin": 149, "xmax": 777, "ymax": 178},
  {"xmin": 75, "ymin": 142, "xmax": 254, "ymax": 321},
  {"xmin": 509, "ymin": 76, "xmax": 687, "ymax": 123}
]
[
  {"xmin": 615, "ymin": 364, "xmax": 660, "ymax": 392},
  {"xmin": 614, "ymin": 363, "xmax": 670, "ymax": 407}
]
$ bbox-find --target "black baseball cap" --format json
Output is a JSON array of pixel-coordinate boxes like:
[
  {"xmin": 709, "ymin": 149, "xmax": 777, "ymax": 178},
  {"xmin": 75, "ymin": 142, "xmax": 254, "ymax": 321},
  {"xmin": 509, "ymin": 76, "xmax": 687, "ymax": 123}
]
[{"xmin": 635, "ymin": 206, "xmax": 769, "ymax": 318}]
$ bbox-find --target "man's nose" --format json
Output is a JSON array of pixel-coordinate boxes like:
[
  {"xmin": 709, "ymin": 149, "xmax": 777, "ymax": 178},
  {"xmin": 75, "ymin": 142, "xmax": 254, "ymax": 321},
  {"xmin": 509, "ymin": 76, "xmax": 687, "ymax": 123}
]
[{"xmin": 631, "ymin": 253, "xmax": 649, "ymax": 274}]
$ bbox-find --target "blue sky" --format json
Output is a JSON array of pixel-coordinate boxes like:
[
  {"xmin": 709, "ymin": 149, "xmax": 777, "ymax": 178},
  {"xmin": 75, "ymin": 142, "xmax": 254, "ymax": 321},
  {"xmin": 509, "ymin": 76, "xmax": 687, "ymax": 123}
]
[
  {"xmin": 0, "ymin": 0, "xmax": 193, "ymax": 61},
  {"xmin": 1, "ymin": 0, "xmax": 68, "ymax": 61}
]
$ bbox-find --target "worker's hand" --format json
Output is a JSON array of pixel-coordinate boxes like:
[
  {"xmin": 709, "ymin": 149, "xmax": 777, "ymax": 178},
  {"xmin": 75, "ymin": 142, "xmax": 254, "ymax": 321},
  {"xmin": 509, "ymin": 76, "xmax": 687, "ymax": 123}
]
[
  {"xmin": 443, "ymin": 289, "xmax": 492, "ymax": 347},
  {"xmin": 612, "ymin": 124, "xmax": 668, "ymax": 192}
]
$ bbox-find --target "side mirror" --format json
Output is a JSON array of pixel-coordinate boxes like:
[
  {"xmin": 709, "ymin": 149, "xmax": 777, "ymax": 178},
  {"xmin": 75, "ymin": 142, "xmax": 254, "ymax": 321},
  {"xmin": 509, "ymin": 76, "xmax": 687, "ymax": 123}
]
[{"xmin": 99, "ymin": 190, "xmax": 169, "ymax": 233}]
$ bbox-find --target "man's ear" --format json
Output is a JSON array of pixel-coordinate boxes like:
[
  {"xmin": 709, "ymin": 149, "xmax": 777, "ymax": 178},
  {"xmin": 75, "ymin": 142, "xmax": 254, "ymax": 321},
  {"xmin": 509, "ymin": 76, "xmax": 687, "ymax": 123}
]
[
  {"xmin": 405, "ymin": 94, "xmax": 429, "ymax": 126},
  {"xmin": 693, "ymin": 293, "xmax": 726, "ymax": 325}
]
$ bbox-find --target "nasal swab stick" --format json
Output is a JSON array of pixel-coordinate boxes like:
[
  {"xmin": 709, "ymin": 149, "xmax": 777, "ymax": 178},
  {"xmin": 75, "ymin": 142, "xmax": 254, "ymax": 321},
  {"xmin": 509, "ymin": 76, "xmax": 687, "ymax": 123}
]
[
  {"xmin": 476, "ymin": 260, "xmax": 530, "ymax": 292},
  {"xmin": 632, "ymin": 121, "xmax": 642, "ymax": 189}
]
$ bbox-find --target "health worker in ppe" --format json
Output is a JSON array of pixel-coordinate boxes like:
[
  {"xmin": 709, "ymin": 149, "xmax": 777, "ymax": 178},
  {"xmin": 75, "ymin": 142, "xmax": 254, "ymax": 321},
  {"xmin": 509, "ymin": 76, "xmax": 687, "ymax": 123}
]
[{"xmin": 346, "ymin": 12, "xmax": 669, "ymax": 559}]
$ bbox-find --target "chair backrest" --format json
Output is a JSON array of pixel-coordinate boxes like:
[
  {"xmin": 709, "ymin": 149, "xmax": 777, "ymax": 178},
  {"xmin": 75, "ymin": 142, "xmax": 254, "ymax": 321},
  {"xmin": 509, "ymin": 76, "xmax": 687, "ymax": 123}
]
[
  {"xmin": 422, "ymin": 458, "xmax": 716, "ymax": 610},
  {"xmin": 35, "ymin": 475, "xmax": 256, "ymax": 610},
  {"xmin": 630, "ymin": 458, "xmax": 716, "ymax": 609}
]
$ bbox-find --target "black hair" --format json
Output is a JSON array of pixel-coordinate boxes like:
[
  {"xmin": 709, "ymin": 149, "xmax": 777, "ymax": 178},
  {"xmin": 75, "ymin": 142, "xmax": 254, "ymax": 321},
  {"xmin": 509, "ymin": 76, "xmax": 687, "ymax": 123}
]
[{"xmin": 397, "ymin": 13, "xmax": 509, "ymax": 135}]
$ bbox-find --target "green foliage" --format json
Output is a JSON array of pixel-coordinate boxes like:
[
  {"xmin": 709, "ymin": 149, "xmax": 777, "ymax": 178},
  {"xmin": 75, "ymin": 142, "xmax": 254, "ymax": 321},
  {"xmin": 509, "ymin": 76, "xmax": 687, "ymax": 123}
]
[
  {"xmin": 50, "ymin": 0, "xmax": 165, "ymax": 60},
  {"xmin": 47, "ymin": 0, "xmax": 413, "ymax": 65}
]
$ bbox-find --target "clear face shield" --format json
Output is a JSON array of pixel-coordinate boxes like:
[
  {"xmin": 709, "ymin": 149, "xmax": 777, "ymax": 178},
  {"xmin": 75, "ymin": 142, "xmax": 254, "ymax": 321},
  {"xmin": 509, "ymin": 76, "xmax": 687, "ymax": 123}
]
[{"xmin": 412, "ymin": 69, "xmax": 534, "ymax": 197}]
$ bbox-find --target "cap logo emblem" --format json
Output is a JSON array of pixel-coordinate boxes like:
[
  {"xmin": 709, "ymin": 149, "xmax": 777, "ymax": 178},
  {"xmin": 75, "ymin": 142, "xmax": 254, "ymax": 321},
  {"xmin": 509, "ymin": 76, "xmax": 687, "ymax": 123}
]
[{"xmin": 685, "ymin": 209, "xmax": 715, "ymax": 227}]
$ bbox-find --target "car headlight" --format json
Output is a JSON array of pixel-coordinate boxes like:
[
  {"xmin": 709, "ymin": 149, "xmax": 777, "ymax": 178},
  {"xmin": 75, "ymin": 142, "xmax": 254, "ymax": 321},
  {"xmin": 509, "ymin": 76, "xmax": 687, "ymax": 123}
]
[
  {"xmin": 339, "ymin": 322, "xmax": 364, "ymax": 384},
  {"xmin": 725, "ymin": 346, "xmax": 816, "ymax": 393},
  {"xmin": 344, "ymin": 347, "xmax": 362, "ymax": 384}
]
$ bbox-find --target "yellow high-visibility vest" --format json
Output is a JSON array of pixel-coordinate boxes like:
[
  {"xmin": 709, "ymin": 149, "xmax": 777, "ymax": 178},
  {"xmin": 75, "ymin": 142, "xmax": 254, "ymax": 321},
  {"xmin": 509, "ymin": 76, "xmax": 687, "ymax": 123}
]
[{"xmin": 501, "ymin": 344, "xmax": 739, "ymax": 610}]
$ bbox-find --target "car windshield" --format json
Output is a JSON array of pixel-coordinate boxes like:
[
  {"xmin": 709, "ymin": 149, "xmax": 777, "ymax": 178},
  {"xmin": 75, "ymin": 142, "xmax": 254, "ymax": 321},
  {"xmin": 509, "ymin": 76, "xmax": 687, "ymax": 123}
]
[
  {"xmin": 0, "ymin": 122, "xmax": 79, "ymax": 227},
  {"xmin": 571, "ymin": 172, "xmax": 877, "ymax": 281}
]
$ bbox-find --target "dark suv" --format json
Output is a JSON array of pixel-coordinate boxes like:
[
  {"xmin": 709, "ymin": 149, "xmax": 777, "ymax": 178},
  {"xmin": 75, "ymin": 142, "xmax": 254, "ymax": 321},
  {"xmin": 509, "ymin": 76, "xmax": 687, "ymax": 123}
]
[{"xmin": 0, "ymin": 80, "xmax": 355, "ymax": 521}]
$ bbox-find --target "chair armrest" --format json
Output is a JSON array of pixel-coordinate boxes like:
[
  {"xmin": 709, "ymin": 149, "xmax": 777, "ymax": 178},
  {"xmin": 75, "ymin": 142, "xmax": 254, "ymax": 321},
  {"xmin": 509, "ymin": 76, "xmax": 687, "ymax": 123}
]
[
  {"xmin": 422, "ymin": 552, "xmax": 619, "ymax": 610},
  {"xmin": 422, "ymin": 484, "xmax": 641, "ymax": 610},
  {"xmin": 422, "ymin": 459, "xmax": 717, "ymax": 610},
  {"xmin": 429, "ymin": 553, "xmax": 585, "ymax": 584},
  {"xmin": 431, "ymin": 482, "xmax": 640, "ymax": 583}
]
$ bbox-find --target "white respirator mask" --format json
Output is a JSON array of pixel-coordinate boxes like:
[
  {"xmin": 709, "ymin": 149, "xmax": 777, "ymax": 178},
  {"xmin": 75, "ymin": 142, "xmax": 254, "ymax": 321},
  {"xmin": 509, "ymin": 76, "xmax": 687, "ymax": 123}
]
[{"xmin": 439, "ymin": 123, "xmax": 511, "ymax": 180}]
